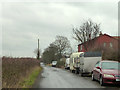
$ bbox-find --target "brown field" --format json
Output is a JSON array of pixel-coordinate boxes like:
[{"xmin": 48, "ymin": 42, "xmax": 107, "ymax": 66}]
[{"xmin": 2, "ymin": 57, "xmax": 40, "ymax": 88}]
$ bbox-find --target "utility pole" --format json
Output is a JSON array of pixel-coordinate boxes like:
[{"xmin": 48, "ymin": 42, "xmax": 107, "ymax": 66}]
[
  {"xmin": 37, "ymin": 39, "xmax": 40, "ymax": 60},
  {"xmin": 38, "ymin": 39, "xmax": 39, "ymax": 51}
]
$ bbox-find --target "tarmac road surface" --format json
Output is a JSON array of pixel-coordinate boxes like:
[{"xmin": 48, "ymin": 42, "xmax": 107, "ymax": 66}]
[{"xmin": 33, "ymin": 65, "xmax": 120, "ymax": 88}]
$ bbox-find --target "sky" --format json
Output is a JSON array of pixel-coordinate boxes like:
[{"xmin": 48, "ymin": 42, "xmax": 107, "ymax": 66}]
[{"xmin": 1, "ymin": 0, "xmax": 119, "ymax": 57}]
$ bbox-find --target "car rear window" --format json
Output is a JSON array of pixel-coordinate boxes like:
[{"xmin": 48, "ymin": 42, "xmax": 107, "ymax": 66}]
[{"xmin": 102, "ymin": 62, "xmax": 120, "ymax": 70}]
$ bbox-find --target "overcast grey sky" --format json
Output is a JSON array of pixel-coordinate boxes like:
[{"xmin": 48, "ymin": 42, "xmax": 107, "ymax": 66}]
[{"xmin": 1, "ymin": 0, "xmax": 119, "ymax": 57}]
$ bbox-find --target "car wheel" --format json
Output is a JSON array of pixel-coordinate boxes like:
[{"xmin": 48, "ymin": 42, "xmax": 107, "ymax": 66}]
[
  {"xmin": 72, "ymin": 70, "xmax": 74, "ymax": 73},
  {"xmin": 81, "ymin": 73, "xmax": 84, "ymax": 77},
  {"xmin": 75, "ymin": 70, "xmax": 77, "ymax": 74},
  {"xmin": 75, "ymin": 70, "xmax": 79, "ymax": 74},
  {"xmin": 92, "ymin": 73, "xmax": 95, "ymax": 81},
  {"xmin": 100, "ymin": 76, "xmax": 104, "ymax": 86}
]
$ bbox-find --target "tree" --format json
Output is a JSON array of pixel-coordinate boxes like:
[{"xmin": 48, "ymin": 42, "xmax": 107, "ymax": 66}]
[
  {"xmin": 42, "ymin": 43, "xmax": 58, "ymax": 64},
  {"xmin": 73, "ymin": 19, "xmax": 100, "ymax": 51},
  {"xmin": 42, "ymin": 35, "xmax": 72, "ymax": 64},
  {"xmin": 52, "ymin": 35, "xmax": 72, "ymax": 59}
]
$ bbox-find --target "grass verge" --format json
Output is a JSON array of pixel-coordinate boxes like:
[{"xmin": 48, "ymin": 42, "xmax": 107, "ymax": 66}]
[{"xmin": 19, "ymin": 66, "xmax": 42, "ymax": 88}]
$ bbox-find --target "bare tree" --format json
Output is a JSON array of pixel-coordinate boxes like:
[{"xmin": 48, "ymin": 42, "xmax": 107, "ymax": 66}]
[
  {"xmin": 73, "ymin": 19, "xmax": 100, "ymax": 51},
  {"xmin": 52, "ymin": 35, "xmax": 72, "ymax": 59}
]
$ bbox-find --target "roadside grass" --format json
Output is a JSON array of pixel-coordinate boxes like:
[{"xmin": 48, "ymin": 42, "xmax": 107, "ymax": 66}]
[{"xmin": 20, "ymin": 66, "xmax": 42, "ymax": 88}]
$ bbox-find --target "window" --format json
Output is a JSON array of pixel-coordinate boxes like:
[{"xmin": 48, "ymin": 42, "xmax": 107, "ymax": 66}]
[
  {"xmin": 110, "ymin": 43, "xmax": 113, "ymax": 48},
  {"xmin": 103, "ymin": 43, "xmax": 106, "ymax": 47},
  {"xmin": 95, "ymin": 61, "xmax": 100, "ymax": 67},
  {"xmin": 80, "ymin": 53, "xmax": 84, "ymax": 57},
  {"xmin": 80, "ymin": 45, "xmax": 82, "ymax": 51},
  {"xmin": 73, "ymin": 58, "xmax": 74, "ymax": 64},
  {"xmin": 102, "ymin": 62, "xmax": 120, "ymax": 70}
]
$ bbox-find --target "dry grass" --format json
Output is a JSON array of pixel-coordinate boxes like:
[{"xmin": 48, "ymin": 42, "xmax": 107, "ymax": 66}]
[
  {"xmin": 19, "ymin": 66, "xmax": 42, "ymax": 88},
  {"xmin": 2, "ymin": 57, "xmax": 40, "ymax": 88}
]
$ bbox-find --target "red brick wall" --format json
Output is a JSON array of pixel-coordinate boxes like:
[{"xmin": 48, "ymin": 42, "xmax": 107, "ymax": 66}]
[{"xmin": 78, "ymin": 45, "xmax": 86, "ymax": 52}]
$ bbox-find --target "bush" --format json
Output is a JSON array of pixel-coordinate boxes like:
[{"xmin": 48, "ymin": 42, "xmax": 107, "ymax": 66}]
[{"xmin": 56, "ymin": 60, "xmax": 65, "ymax": 68}]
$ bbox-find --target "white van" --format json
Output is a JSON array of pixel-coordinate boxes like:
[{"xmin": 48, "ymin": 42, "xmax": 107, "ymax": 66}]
[{"xmin": 52, "ymin": 61, "xmax": 57, "ymax": 67}]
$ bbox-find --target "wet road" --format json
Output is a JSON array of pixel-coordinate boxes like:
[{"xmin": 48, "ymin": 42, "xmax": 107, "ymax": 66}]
[{"xmin": 33, "ymin": 66, "xmax": 120, "ymax": 88}]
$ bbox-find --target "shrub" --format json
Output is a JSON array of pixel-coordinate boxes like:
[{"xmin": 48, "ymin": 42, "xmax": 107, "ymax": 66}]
[{"xmin": 56, "ymin": 60, "xmax": 65, "ymax": 68}]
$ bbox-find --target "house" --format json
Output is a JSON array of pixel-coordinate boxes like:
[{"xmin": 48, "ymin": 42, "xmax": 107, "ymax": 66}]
[{"xmin": 78, "ymin": 33, "xmax": 119, "ymax": 53}]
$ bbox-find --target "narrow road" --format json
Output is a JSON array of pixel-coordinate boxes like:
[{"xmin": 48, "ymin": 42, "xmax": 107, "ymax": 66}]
[{"xmin": 33, "ymin": 65, "xmax": 120, "ymax": 88}]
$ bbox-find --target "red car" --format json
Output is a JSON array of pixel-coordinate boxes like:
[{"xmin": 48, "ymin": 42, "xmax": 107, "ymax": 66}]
[{"xmin": 92, "ymin": 60, "xmax": 120, "ymax": 86}]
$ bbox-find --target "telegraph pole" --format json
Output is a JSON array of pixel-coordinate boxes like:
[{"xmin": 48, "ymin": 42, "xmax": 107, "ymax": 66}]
[
  {"xmin": 37, "ymin": 39, "xmax": 40, "ymax": 60},
  {"xmin": 38, "ymin": 39, "xmax": 39, "ymax": 50}
]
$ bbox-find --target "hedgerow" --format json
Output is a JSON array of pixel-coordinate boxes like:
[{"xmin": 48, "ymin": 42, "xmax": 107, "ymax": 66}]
[{"xmin": 2, "ymin": 57, "xmax": 40, "ymax": 88}]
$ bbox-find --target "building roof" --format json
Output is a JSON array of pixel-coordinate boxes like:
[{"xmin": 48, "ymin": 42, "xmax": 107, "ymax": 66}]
[
  {"xmin": 78, "ymin": 33, "xmax": 119, "ymax": 46},
  {"xmin": 70, "ymin": 52, "xmax": 84, "ymax": 58},
  {"xmin": 112, "ymin": 36, "xmax": 120, "ymax": 39}
]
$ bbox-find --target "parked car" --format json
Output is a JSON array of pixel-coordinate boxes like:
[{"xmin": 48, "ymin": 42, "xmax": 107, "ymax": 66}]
[
  {"xmin": 40, "ymin": 62, "xmax": 45, "ymax": 67},
  {"xmin": 92, "ymin": 60, "xmax": 120, "ymax": 86},
  {"xmin": 52, "ymin": 61, "xmax": 57, "ymax": 67}
]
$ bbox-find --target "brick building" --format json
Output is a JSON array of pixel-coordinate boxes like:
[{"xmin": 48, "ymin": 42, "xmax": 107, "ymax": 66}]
[{"xmin": 78, "ymin": 34, "xmax": 119, "ymax": 53}]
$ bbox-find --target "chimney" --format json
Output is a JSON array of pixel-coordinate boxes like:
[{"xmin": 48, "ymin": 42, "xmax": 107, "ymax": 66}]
[
  {"xmin": 89, "ymin": 34, "xmax": 91, "ymax": 40},
  {"xmin": 99, "ymin": 31, "xmax": 102, "ymax": 36}
]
